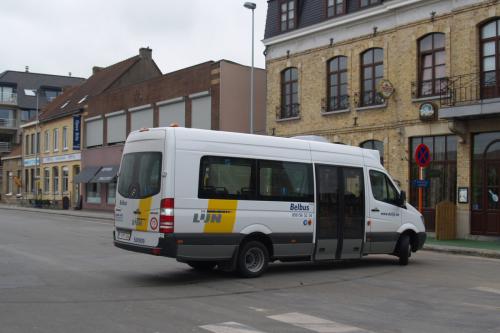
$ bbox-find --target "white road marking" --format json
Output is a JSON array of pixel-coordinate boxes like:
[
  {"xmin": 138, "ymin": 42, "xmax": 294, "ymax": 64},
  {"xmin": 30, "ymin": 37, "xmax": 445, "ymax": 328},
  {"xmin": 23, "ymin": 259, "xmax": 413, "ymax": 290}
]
[
  {"xmin": 268, "ymin": 312, "xmax": 371, "ymax": 333},
  {"xmin": 200, "ymin": 321, "xmax": 266, "ymax": 333},
  {"xmin": 248, "ymin": 306, "xmax": 268, "ymax": 312},
  {"xmin": 473, "ymin": 286, "xmax": 500, "ymax": 295}
]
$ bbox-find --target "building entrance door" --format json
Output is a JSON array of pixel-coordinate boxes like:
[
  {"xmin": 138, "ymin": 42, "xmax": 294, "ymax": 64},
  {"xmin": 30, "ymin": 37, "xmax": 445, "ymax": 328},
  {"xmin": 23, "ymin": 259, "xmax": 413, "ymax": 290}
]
[{"xmin": 472, "ymin": 134, "xmax": 500, "ymax": 236}]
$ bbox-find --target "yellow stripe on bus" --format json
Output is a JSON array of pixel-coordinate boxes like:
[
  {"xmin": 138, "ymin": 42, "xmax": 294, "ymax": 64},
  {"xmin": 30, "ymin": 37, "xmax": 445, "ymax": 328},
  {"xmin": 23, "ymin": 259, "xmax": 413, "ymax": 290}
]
[
  {"xmin": 136, "ymin": 196, "xmax": 153, "ymax": 232},
  {"xmin": 203, "ymin": 199, "xmax": 238, "ymax": 233}
]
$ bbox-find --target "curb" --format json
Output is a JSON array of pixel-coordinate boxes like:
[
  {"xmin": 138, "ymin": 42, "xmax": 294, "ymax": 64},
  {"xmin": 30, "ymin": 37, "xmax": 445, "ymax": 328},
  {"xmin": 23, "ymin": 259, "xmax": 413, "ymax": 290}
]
[
  {"xmin": 423, "ymin": 244, "xmax": 500, "ymax": 259},
  {"xmin": 0, "ymin": 205, "xmax": 114, "ymax": 222}
]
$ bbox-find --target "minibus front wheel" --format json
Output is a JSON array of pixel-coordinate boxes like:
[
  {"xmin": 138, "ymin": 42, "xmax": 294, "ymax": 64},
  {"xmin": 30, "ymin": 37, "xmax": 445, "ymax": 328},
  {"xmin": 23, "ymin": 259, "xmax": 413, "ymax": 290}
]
[{"xmin": 237, "ymin": 241, "xmax": 269, "ymax": 278}]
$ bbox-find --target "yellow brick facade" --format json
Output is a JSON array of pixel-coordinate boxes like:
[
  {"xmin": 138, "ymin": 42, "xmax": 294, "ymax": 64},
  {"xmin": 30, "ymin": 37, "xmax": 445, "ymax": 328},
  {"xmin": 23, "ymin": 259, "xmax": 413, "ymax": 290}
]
[
  {"xmin": 22, "ymin": 115, "xmax": 82, "ymax": 207},
  {"xmin": 266, "ymin": 1, "xmax": 500, "ymax": 238}
]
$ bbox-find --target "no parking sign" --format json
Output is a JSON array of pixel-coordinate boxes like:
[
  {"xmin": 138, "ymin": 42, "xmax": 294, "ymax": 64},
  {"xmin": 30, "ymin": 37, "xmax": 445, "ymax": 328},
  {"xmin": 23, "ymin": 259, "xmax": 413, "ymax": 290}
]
[{"xmin": 415, "ymin": 143, "xmax": 431, "ymax": 168}]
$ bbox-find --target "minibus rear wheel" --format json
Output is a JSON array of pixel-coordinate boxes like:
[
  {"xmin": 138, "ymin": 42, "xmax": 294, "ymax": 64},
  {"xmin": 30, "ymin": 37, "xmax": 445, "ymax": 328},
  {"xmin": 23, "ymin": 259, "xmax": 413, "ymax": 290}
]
[
  {"xmin": 237, "ymin": 241, "xmax": 269, "ymax": 278},
  {"xmin": 397, "ymin": 235, "xmax": 411, "ymax": 266}
]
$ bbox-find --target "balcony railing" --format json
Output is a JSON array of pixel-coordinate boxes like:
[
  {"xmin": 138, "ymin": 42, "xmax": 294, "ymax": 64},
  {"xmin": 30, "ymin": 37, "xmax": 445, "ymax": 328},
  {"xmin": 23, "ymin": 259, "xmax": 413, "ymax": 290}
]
[
  {"xmin": 276, "ymin": 103, "xmax": 300, "ymax": 120},
  {"xmin": 439, "ymin": 72, "xmax": 495, "ymax": 107},
  {"xmin": 411, "ymin": 78, "xmax": 449, "ymax": 100},
  {"xmin": 353, "ymin": 92, "xmax": 385, "ymax": 108},
  {"xmin": 0, "ymin": 92, "xmax": 17, "ymax": 105},
  {"xmin": 0, "ymin": 118, "xmax": 16, "ymax": 128},
  {"xmin": 0, "ymin": 142, "xmax": 11, "ymax": 153},
  {"xmin": 322, "ymin": 95, "xmax": 350, "ymax": 112}
]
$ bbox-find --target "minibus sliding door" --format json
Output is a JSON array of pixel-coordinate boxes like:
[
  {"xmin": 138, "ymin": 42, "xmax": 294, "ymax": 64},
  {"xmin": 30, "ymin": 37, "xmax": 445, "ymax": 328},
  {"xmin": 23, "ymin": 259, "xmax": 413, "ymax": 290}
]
[{"xmin": 315, "ymin": 165, "xmax": 365, "ymax": 260}]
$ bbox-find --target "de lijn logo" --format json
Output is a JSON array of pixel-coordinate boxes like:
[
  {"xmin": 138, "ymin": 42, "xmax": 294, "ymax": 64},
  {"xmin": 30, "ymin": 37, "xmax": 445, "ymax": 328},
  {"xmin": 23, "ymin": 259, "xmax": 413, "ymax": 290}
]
[{"xmin": 290, "ymin": 203, "xmax": 310, "ymax": 211}]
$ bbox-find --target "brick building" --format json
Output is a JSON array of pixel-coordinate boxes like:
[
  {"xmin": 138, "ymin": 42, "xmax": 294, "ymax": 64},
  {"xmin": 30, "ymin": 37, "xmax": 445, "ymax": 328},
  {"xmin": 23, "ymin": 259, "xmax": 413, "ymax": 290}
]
[
  {"xmin": 20, "ymin": 48, "xmax": 162, "ymax": 208},
  {"xmin": 80, "ymin": 60, "xmax": 266, "ymax": 211},
  {"xmin": 264, "ymin": 0, "xmax": 500, "ymax": 238}
]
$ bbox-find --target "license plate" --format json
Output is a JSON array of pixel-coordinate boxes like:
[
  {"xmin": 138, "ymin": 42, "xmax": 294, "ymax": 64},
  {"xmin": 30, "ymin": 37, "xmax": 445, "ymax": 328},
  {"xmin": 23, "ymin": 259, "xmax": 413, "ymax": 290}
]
[{"xmin": 117, "ymin": 230, "xmax": 131, "ymax": 241}]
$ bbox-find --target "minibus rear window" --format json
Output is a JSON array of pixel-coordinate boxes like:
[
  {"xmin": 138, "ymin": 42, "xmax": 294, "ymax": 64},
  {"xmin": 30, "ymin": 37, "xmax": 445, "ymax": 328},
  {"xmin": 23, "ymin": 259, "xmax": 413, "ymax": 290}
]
[{"xmin": 118, "ymin": 152, "xmax": 162, "ymax": 199}]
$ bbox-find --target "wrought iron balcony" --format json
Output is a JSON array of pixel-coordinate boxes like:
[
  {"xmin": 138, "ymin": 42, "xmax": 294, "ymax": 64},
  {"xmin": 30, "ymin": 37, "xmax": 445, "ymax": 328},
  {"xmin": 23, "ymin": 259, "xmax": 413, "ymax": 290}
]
[
  {"xmin": 353, "ymin": 92, "xmax": 385, "ymax": 108},
  {"xmin": 0, "ymin": 92, "xmax": 17, "ymax": 105},
  {"xmin": 411, "ymin": 78, "xmax": 449, "ymax": 100},
  {"xmin": 276, "ymin": 103, "xmax": 300, "ymax": 120},
  {"xmin": 439, "ymin": 71, "xmax": 500, "ymax": 119},
  {"xmin": 322, "ymin": 95, "xmax": 350, "ymax": 113}
]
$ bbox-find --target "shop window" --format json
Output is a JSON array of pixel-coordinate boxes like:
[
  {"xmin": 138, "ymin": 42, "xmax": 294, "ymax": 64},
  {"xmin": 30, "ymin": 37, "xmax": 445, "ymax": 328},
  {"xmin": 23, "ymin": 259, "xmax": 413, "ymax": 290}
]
[
  {"xmin": 43, "ymin": 168, "xmax": 50, "ymax": 194},
  {"xmin": 107, "ymin": 182, "xmax": 116, "ymax": 205},
  {"xmin": 52, "ymin": 167, "xmax": 59, "ymax": 194},
  {"xmin": 62, "ymin": 167, "xmax": 69, "ymax": 193},
  {"xmin": 86, "ymin": 183, "xmax": 101, "ymax": 204}
]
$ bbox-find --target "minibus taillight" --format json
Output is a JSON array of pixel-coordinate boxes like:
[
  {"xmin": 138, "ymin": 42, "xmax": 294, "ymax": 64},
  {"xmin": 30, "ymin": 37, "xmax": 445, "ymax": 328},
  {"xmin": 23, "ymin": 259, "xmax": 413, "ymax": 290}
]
[{"xmin": 160, "ymin": 198, "xmax": 174, "ymax": 234}]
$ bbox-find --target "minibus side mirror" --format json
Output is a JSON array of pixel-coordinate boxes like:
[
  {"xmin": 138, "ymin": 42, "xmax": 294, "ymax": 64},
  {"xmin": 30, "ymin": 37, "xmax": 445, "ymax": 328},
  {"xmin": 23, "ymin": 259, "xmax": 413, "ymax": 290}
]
[{"xmin": 398, "ymin": 190, "xmax": 407, "ymax": 208}]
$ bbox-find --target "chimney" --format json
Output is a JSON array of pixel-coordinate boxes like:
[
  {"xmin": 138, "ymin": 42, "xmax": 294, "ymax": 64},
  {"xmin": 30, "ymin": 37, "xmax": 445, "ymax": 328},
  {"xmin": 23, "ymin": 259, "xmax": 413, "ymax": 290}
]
[
  {"xmin": 92, "ymin": 66, "xmax": 103, "ymax": 75},
  {"xmin": 139, "ymin": 47, "xmax": 152, "ymax": 60},
  {"xmin": 25, "ymin": 66, "xmax": 29, "ymax": 72}
]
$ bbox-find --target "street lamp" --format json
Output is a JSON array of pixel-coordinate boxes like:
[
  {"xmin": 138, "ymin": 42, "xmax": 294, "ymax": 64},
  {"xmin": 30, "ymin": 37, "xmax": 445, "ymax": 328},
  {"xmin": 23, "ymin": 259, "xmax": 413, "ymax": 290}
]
[
  {"xmin": 24, "ymin": 88, "xmax": 39, "ymax": 200},
  {"xmin": 244, "ymin": 1, "xmax": 256, "ymax": 134}
]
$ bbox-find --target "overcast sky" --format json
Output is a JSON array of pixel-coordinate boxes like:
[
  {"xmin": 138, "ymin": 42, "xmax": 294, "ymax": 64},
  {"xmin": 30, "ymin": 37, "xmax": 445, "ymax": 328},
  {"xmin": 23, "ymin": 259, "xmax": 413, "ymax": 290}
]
[{"xmin": 1, "ymin": 0, "xmax": 268, "ymax": 79}]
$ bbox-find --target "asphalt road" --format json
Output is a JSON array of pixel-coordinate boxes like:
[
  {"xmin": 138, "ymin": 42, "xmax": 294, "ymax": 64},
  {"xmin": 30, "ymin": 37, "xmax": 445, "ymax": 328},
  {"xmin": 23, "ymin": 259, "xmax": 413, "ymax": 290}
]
[{"xmin": 0, "ymin": 209, "xmax": 499, "ymax": 333}]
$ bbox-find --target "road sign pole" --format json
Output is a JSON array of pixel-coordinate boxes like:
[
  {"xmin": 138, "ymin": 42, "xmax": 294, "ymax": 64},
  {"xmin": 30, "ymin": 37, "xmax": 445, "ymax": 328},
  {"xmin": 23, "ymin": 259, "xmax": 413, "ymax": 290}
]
[{"xmin": 418, "ymin": 166, "xmax": 423, "ymax": 213}]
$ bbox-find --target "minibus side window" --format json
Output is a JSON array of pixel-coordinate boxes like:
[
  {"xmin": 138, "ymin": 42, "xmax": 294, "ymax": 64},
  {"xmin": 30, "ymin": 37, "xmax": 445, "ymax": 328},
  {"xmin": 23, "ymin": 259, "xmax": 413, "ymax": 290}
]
[
  {"xmin": 258, "ymin": 160, "xmax": 314, "ymax": 202},
  {"xmin": 369, "ymin": 170, "xmax": 399, "ymax": 205},
  {"xmin": 199, "ymin": 156, "xmax": 255, "ymax": 199}
]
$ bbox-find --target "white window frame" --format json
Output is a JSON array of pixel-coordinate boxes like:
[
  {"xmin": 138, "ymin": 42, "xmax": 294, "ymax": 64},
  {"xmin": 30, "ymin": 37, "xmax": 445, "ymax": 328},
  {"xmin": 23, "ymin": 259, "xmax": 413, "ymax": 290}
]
[
  {"xmin": 62, "ymin": 126, "xmax": 68, "ymax": 150},
  {"xmin": 53, "ymin": 128, "xmax": 59, "ymax": 152}
]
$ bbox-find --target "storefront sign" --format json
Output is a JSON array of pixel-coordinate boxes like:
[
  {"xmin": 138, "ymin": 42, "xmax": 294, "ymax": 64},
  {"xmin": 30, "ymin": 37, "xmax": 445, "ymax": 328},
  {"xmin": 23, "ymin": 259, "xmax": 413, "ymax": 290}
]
[
  {"xmin": 73, "ymin": 115, "xmax": 81, "ymax": 150},
  {"xmin": 42, "ymin": 153, "xmax": 81, "ymax": 164},
  {"xmin": 23, "ymin": 157, "xmax": 40, "ymax": 167}
]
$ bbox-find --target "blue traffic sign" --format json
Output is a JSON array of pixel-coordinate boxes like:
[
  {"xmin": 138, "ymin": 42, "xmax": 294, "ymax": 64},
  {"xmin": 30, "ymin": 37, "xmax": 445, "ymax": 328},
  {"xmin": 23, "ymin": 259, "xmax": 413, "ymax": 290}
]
[{"xmin": 413, "ymin": 179, "xmax": 430, "ymax": 188}]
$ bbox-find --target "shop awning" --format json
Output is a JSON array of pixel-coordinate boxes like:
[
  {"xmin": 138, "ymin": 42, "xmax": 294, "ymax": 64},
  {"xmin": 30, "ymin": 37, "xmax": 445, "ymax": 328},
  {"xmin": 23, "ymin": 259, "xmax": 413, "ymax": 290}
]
[
  {"xmin": 73, "ymin": 166, "xmax": 101, "ymax": 183},
  {"xmin": 90, "ymin": 165, "xmax": 119, "ymax": 183}
]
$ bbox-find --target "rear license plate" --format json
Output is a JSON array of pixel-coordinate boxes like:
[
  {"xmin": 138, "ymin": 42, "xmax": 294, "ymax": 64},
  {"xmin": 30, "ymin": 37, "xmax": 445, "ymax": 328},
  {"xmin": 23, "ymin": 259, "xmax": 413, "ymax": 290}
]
[{"xmin": 117, "ymin": 230, "xmax": 131, "ymax": 241}]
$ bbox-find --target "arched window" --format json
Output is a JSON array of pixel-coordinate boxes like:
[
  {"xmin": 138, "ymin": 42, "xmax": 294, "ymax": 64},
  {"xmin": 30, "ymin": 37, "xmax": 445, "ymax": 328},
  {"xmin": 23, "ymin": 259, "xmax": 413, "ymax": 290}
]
[
  {"xmin": 418, "ymin": 33, "xmax": 446, "ymax": 97},
  {"xmin": 480, "ymin": 19, "xmax": 500, "ymax": 99},
  {"xmin": 360, "ymin": 140, "xmax": 384, "ymax": 165},
  {"xmin": 280, "ymin": 67, "xmax": 299, "ymax": 118},
  {"xmin": 360, "ymin": 48, "xmax": 384, "ymax": 106},
  {"xmin": 327, "ymin": 56, "xmax": 348, "ymax": 111}
]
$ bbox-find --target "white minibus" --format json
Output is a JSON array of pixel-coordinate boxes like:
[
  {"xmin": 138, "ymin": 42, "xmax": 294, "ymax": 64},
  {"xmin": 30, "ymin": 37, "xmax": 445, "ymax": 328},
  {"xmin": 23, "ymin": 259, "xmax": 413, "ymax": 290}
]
[{"xmin": 114, "ymin": 127, "xmax": 426, "ymax": 277}]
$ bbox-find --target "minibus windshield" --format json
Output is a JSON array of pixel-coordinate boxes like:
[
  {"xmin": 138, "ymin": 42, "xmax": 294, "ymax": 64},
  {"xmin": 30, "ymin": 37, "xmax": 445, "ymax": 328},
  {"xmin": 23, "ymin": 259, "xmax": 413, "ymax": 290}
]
[{"xmin": 118, "ymin": 152, "xmax": 162, "ymax": 199}]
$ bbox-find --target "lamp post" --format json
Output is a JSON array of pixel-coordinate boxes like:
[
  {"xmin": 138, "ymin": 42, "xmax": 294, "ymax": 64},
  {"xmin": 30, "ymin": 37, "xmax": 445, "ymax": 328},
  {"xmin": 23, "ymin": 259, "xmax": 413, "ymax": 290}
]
[{"xmin": 244, "ymin": 2, "xmax": 256, "ymax": 134}]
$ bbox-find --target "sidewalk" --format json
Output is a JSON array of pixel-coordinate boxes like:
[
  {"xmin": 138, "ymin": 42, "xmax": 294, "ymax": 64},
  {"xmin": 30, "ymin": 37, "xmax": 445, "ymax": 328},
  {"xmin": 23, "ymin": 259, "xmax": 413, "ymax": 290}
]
[
  {"xmin": 0, "ymin": 203, "xmax": 114, "ymax": 221},
  {"xmin": 423, "ymin": 237, "xmax": 500, "ymax": 259}
]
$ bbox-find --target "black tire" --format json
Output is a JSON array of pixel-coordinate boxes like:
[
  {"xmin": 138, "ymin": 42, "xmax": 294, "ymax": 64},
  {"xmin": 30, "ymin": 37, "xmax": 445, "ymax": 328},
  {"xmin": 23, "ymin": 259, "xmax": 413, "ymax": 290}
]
[
  {"xmin": 397, "ymin": 235, "xmax": 411, "ymax": 266},
  {"xmin": 237, "ymin": 241, "xmax": 269, "ymax": 278},
  {"xmin": 187, "ymin": 261, "xmax": 216, "ymax": 271}
]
